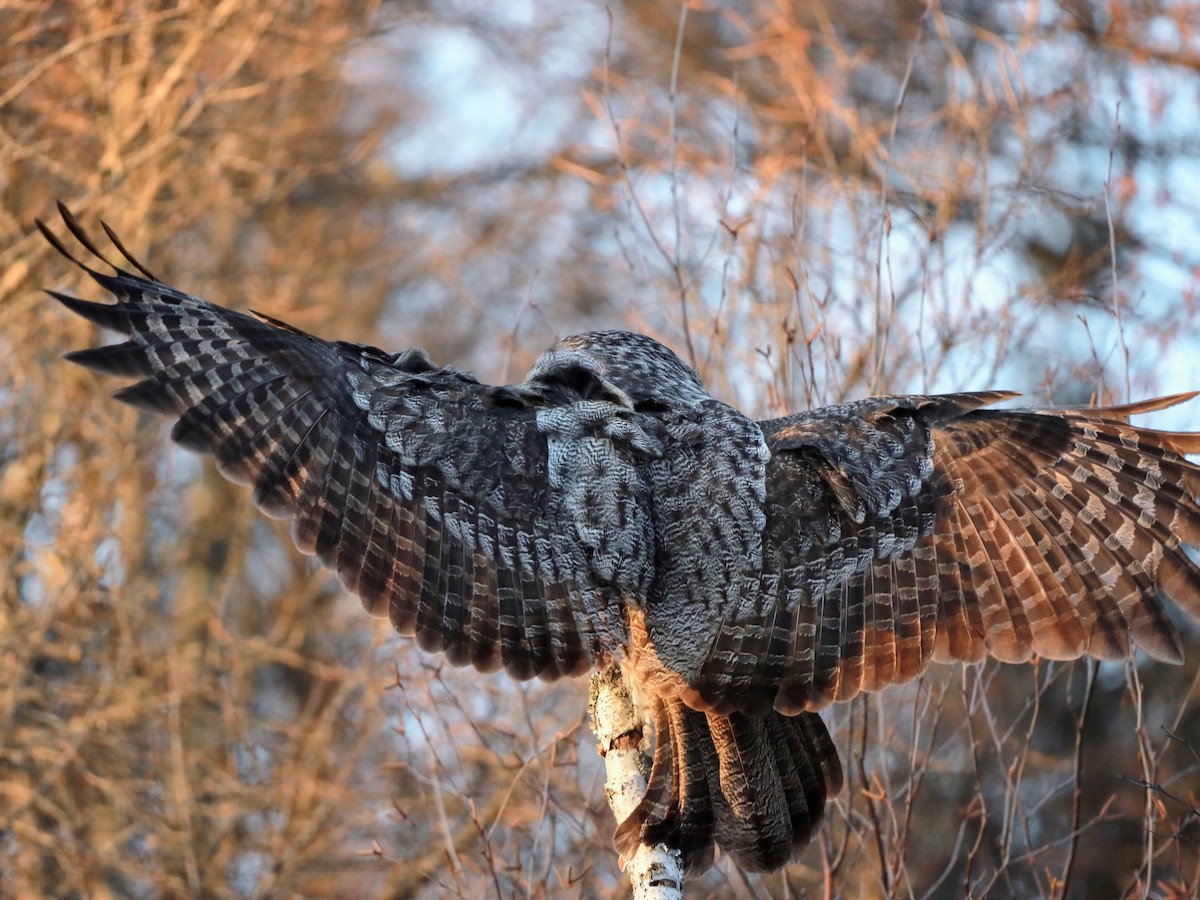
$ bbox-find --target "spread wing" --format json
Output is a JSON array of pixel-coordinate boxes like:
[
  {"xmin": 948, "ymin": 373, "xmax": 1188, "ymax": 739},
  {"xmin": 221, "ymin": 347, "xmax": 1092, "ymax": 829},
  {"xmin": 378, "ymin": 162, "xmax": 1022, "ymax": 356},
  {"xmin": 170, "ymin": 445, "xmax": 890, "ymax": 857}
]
[
  {"xmin": 40, "ymin": 206, "xmax": 606, "ymax": 682},
  {"xmin": 691, "ymin": 391, "xmax": 1200, "ymax": 716}
]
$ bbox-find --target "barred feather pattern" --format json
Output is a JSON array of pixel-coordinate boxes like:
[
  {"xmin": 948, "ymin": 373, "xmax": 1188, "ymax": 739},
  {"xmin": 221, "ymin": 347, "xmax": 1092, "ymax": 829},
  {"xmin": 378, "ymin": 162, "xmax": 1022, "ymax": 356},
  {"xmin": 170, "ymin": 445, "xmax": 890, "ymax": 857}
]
[
  {"xmin": 41, "ymin": 205, "xmax": 1200, "ymax": 875},
  {"xmin": 729, "ymin": 394, "xmax": 1200, "ymax": 718}
]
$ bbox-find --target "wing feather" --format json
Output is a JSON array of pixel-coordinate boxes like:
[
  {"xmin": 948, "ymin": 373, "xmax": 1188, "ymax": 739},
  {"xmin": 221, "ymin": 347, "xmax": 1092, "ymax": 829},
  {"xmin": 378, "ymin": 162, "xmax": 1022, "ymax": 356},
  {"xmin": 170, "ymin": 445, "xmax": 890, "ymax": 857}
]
[
  {"xmin": 46, "ymin": 210, "xmax": 609, "ymax": 681},
  {"xmin": 711, "ymin": 392, "xmax": 1200, "ymax": 715},
  {"xmin": 930, "ymin": 490, "xmax": 985, "ymax": 663}
]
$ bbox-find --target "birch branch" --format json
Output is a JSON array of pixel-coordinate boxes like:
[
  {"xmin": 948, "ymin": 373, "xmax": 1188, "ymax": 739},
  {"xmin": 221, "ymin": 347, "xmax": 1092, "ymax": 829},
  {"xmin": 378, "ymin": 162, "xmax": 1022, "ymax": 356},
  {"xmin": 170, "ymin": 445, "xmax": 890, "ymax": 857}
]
[{"xmin": 589, "ymin": 663, "xmax": 684, "ymax": 899}]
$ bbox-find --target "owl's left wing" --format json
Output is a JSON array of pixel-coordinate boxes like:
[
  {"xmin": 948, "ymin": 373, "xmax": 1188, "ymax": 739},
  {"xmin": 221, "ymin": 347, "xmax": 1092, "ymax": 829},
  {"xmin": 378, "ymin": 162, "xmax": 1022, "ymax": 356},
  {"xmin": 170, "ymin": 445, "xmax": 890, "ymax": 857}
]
[
  {"xmin": 38, "ymin": 206, "xmax": 641, "ymax": 682},
  {"xmin": 689, "ymin": 392, "xmax": 1200, "ymax": 716}
]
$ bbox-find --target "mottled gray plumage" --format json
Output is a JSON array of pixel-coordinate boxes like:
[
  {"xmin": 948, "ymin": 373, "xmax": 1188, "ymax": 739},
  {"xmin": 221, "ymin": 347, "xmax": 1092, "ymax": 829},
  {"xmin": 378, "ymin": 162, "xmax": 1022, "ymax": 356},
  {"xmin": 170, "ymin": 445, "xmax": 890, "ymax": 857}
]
[{"xmin": 41, "ymin": 206, "xmax": 1200, "ymax": 874}]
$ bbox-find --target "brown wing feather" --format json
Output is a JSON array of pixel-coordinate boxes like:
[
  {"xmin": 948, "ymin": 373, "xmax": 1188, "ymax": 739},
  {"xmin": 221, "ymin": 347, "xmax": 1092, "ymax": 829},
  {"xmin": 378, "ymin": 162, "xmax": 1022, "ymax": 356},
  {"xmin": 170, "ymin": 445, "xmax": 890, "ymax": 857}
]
[{"xmin": 704, "ymin": 392, "xmax": 1200, "ymax": 716}]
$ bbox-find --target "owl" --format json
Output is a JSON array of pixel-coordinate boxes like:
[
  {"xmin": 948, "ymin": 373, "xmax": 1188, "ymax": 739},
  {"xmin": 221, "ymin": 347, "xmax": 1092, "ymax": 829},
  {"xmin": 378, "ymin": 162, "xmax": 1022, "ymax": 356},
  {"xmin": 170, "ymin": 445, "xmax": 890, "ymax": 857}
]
[{"xmin": 41, "ymin": 205, "xmax": 1200, "ymax": 873}]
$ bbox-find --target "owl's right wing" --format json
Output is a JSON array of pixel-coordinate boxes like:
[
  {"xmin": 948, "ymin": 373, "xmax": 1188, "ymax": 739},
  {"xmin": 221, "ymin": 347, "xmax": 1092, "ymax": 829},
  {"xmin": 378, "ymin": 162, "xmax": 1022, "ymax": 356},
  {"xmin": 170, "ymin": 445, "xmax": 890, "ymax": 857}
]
[
  {"xmin": 689, "ymin": 392, "xmax": 1200, "ymax": 716},
  {"xmin": 41, "ymin": 206, "xmax": 636, "ymax": 681}
]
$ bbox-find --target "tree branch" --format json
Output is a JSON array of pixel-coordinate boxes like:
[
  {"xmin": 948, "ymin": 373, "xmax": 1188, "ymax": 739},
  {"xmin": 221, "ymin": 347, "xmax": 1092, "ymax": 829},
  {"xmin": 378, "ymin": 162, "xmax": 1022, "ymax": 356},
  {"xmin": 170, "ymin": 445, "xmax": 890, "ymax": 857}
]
[{"xmin": 589, "ymin": 664, "xmax": 683, "ymax": 899}]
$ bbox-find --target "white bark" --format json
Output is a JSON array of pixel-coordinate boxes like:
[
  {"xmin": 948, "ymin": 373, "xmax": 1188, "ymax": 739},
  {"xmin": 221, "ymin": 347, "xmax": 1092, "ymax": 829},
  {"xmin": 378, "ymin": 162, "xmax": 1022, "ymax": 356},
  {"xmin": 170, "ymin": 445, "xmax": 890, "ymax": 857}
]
[{"xmin": 589, "ymin": 664, "xmax": 684, "ymax": 899}]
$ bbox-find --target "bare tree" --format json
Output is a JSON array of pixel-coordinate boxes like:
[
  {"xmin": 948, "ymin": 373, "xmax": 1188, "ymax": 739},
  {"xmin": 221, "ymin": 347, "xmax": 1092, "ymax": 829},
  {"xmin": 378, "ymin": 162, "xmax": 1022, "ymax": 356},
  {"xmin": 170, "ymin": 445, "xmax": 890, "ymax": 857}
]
[{"xmin": 3, "ymin": 1, "xmax": 1200, "ymax": 896}]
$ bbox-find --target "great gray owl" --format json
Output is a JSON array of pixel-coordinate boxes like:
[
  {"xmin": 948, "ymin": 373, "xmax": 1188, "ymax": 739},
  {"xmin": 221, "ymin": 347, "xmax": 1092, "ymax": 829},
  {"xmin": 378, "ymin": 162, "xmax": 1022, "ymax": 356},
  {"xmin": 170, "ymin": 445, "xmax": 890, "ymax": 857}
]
[{"xmin": 40, "ymin": 205, "xmax": 1200, "ymax": 874}]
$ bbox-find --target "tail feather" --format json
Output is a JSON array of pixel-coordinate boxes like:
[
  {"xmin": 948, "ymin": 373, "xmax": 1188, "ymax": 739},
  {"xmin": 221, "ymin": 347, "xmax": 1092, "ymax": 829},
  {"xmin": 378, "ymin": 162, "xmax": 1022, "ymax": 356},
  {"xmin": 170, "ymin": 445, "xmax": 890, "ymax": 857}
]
[{"xmin": 613, "ymin": 697, "xmax": 840, "ymax": 873}]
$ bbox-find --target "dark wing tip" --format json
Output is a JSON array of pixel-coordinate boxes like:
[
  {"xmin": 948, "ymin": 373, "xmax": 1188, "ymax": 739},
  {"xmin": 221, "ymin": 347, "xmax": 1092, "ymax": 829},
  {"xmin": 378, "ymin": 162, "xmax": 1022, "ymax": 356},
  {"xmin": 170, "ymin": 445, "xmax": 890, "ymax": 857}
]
[
  {"xmin": 45, "ymin": 290, "xmax": 132, "ymax": 333},
  {"xmin": 100, "ymin": 219, "xmax": 159, "ymax": 281},
  {"xmin": 40, "ymin": 203, "xmax": 158, "ymax": 287},
  {"xmin": 56, "ymin": 201, "xmax": 119, "ymax": 271},
  {"xmin": 36, "ymin": 214, "xmax": 95, "ymax": 274}
]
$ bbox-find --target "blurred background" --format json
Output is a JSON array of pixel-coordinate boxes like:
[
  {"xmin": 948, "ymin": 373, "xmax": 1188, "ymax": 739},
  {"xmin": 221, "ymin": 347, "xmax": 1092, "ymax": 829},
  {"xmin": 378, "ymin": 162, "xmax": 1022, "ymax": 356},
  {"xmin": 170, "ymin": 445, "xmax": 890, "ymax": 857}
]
[{"xmin": 3, "ymin": 1, "xmax": 1200, "ymax": 896}]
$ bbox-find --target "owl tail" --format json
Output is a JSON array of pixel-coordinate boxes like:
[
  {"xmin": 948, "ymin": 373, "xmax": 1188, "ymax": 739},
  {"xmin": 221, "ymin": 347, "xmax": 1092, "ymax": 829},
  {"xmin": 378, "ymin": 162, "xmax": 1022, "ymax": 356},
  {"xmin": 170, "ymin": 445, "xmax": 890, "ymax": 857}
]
[{"xmin": 612, "ymin": 697, "xmax": 843, "ymax": 873}]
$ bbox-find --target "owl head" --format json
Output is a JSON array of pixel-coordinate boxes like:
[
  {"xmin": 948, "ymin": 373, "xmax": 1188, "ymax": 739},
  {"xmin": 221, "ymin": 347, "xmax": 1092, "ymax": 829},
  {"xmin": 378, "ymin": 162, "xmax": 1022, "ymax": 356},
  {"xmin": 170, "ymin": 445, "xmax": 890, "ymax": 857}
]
[{"xmin": 527, "ymin": 330, "xmax": 711, "ymax": 411}]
